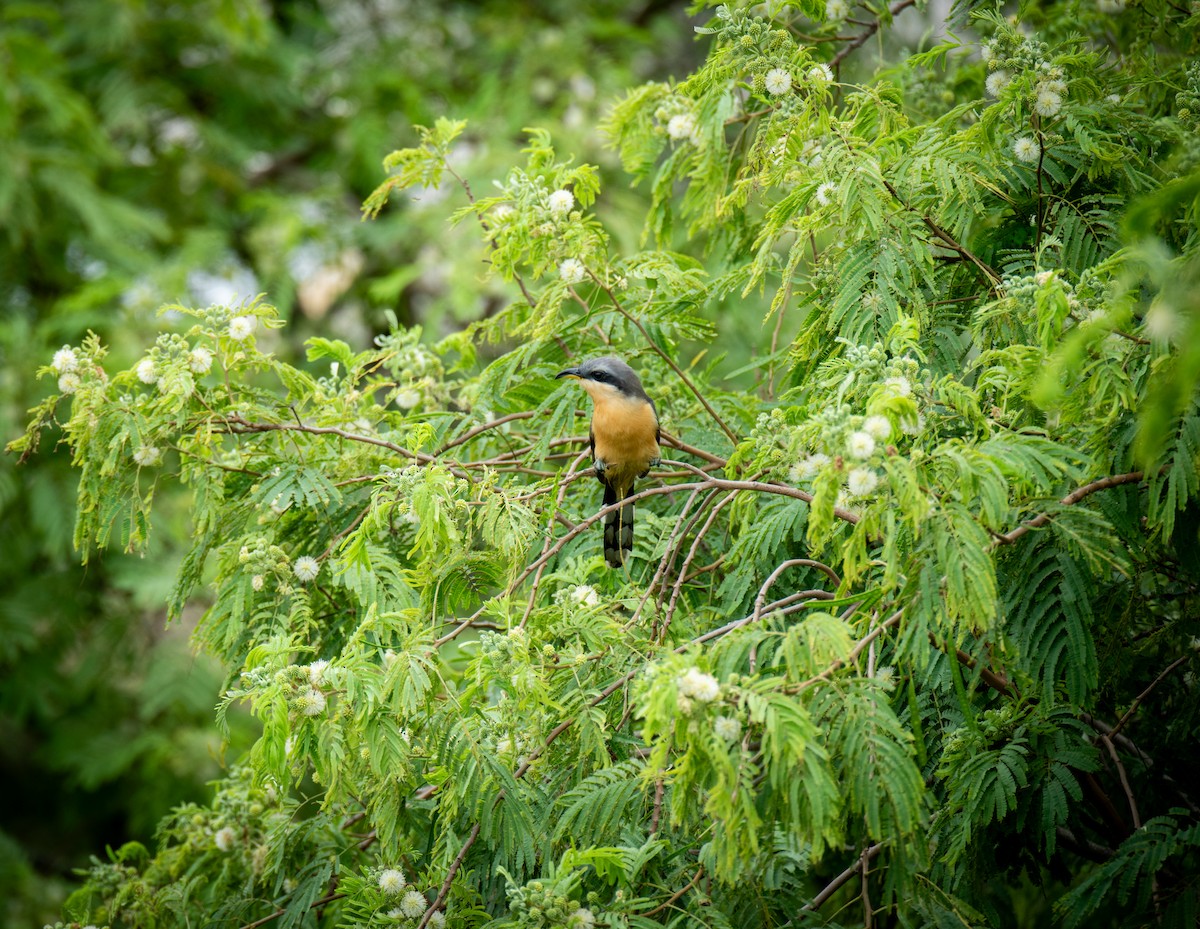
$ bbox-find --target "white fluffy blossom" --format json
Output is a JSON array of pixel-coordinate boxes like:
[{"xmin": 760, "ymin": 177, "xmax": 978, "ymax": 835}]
[
  {"xmin": 52, "ymin": 347, "xmax": 79, "ymax": 373},
  {"xmin": 58, "ymin": 372, "xmax": 81, "ymax": 394},
  {"xmin": 572, "ymin": 584, "xmax": 601, "ymax": 608},
  {"xmin": 1034, "ymin": 88, "xmax": 1062, "ymax": 117},
  {"xmin": 764, "ymin": 68, "xmax": 792, "ymax": 96},
  {"xmin": 297, "ymin": 688, "xmax": 326, "ymax": 716},
  {"xmin": 132, "ymin": 445, "xmax": 162, "ymax": 467},
  {"xmin": 136, "ymin": 358, "xmax": 158, "ymax": 384},
  {"xmin": 884, "ymin": 375, "xmax": 912, "ymax": 397},
  {"xmin": 293, "ymin": 555, "xmax": 320, "ymax": 582},
  {"xmin": 567, "ymin": 908, "xmax": 596, "ymax": 929},
  {"xmin": 1097, "ymin": 0, "xmax": 1125, "ymax": 11},
  {"xmin": 814, "ymin": 182, "xmax": 837, "ymax": 207},
  {"xmin": 980, "ymin": 43, "xmax": 995, "ymax": 65},
  {"xmin": 863, "ymin": 415, "xmax": 891, "ymax": 441},
  {"xmin": 714, "ymin": 715, "xmax": 742, "ymax": 742},
  {"xmin": 847, "ymin": 467, "xmax": 880, "ymax": 496},
  {"xmin": 847, "ymin": 431, "xmax": 876, "ymax": 459},
  {"xmin": 378, "ymin": 868, "xmax": 406, "ymax": 895},
  {"xmin": 559, "ymin": 258, "xmax": 587, "ymax": 284},
  {"xmin": 826, "ymin": 0, "xmax": 850, "ymax": 19},
  {"xmin": 491, "ymin": 204, "xmax": 515, "ymax": 221},
  {"xmin": 678, "ymin": 667, "xmax": 720, "ymax": 703},
  {"xmin": 790, "ymin": 452, "xmax": 830, "ymax": 482},
  {"xmin": 188, "ymin": 347, "xmax": 213, "ymax": 374},
  {"xmin": 808, "ymin": 63, "xmax": 834, "ymax": 85},
  {"xmin": 308, "ymin": 660, "xmax": 329, "ymax": 684},
  {"xmin": 1013, "ymin": 136, "xmax": 1041, "ymax": 163},
  {"xmin": 985, "ymin": 70, "xmax": 1011, "ymax": 97},
  {"xmin": 251, "ymin": 574, "xmax": 265, "ymax": 591},
  {"xmin": 427, "ymin": 912, "xmax": 446, "ymax": 929},
  {"xmin": 214, "ymin": 826, "xmax": 237, "ymax": 852},
  {"xmin": 400, "ymin": 890, "xmax": 428, "ymax": 919},
  {"xmin": 229, "ymin": 315, "xmax": 257, "ymax": 340},
  {"xmin": 666, "ymin": 112, "xmax": 698, "ymax": 140},
  {"xmin": 548, "ymin": 189, "xmax": 574, "ymax": 215},
  {"xmin": 395, "ymin": 387, "xmax": 421, "ymax": 409}
]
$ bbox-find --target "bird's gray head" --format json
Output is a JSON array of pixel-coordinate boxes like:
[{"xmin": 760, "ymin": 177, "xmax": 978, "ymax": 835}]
[{"xmin": 555, "ymin": 356, "xmax": 648, "ymax": 399}]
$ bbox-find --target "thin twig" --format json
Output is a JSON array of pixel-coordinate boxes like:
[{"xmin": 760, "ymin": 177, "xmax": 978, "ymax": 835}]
[
  {"xmin": 1110, "ymin": 655, "xmax": 1188, "ymax": 737},
  {"xmin": 1101, "ymin": 735, "xmax": 1141, "ymax": 829},
  {"xmin": 642, "ymin": 869, "xmax": 703, "ymax": 918},
  {"xmin": 753, "ymin": 559, "xmax": 841, "ymax": 623},
  {"xmin": 830, "ymin": 0, "xmax": 917, "ymax": 67},
  {"xmin": 802, "ymin": 844, "xmax": 882, "ymax": 912},
  {"xmin": 996, "ymin": 471, "xmax": 1145, "ymax": 545},
  {"xmin": 416, "ymin": 823, "xmax": 481, "ymax": 929}
]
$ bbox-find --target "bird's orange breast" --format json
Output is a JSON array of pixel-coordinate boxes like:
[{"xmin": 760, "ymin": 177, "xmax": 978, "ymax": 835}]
[{"xmin": 588, "ymin": 385, "xmax": 660, "ymax": 487}]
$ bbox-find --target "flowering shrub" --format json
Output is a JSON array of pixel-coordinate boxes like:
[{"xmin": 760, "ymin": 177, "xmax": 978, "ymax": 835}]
[{"xmin": 16, "ymin": 2, "xmax": 1200, "ymax": 927}]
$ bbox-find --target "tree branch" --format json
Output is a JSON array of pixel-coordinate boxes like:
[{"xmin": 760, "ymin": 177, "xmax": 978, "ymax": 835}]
[
  {"xmin": 801, "ymin": 844, "xmax": 882, "ymax": 912},
  {"xmin": 1109, "ymin": 655, "xmax": 1189, "ymax": 737},
  {"xmin": 831, "ymin": 0, "xmax": 917, "ymax": 67},
  {"xmin": 996, "ymin": 471, "xmax": 1145, "ymax": 545}
]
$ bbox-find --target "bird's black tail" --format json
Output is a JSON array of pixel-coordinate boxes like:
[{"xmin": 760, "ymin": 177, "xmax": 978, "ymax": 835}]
[{"xmin": 602, "ymin": 481, "xmax": 635, "ymax": 568}]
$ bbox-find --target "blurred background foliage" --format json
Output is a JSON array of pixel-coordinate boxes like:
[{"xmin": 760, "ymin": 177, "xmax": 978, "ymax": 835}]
[{"xmin": 0, "ymin": 0, "xmax": 700, "ymax": 921}]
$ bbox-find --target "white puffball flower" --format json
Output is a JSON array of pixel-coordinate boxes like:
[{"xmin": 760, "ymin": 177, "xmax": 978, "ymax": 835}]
[
  {"xmin": 714, "ymin": 715, "xmax": 742, "ymax": 742},
  {"xmin": 298, "ymin": 688, "xmax": 326, "ymax": 716},
  {"xmin": 980, "ymin": 43, "xmax": 995, "ymax": 65},
  {"xmin": 808, "ymin": 63, "xmax": 834, "ymax": 85},
  {"xmin": 188, "ymin": 347, "xmax": 213, "ymax": 374},
  {"xmin": 985, "ymin": 70, "xmax": 1011, "ymax": 97},
  {"xmin": 884, "ymin": 375, "xmax": 913, "ymax": 398},
  {"xmin": 572, "ymin": 584, "xmax": 601, "ymax": 608},
  {"xmin": 847, "ymin": 467, "xmax": 880, "ymax": 497},
  {"xmin": 847, "ymin": 431, "xmax": 876, "ymax": 459},
  {"xmin": 567, "ymin": 908, "xmax": 596, "ymax": 929},
  {"xmin": 52, "ymin": 346, "xmax": 79, "ymax": 373},
  {"xmin": 1034, "ymin": 88, "xmax": 1062, "ymax": 117},
  {"xmin": 826, "ymin": 0, "xmax": 850, "ymax": 19},
  {"xmin": 491, "ymin": 204, "xmax": 515, "ymax": 222},
  {"xmin": 58, "ymin": 372, "xmax": 82, "ymax": 394},
  {"xmin": 136, "ymin": 358, "xmax": 158, "ymax": 384},
  {"xmin": 378, "ymin": 868, "xmax": 407, "ymax": 895},
  {"xmin": 395, "ymin": 387, "xmax": 421, "ymax": 409},
  {"xmin": 132, "ymin": 445, "xmax": 162, "ymax": 467},
  {"xmin": 548, "ymin": 189, "xmax": 574, "ymax": 215},
  {"xmin": 1097, "ymin": 0, "xmax": 1125, "ymax": 11},
  {"xmin": 667, "ymin": 112, "xmax": 698, "ymax": 140},
  {"xmin": 293, "ymin": 555, "xmax": 320, "ymax": 582},
  {"xmin": 428, "ymin": 912, "xmax": 446, "ymax": 929},
  {"xmin": 229, "ymin": 315, "xmax": 257, "ymax": 341},
  {"xmin": 400, "ymin": 890, "xmax": 428, "ymax": 919},
  {"xmin": 251, "ymin": 574, "xmax": 265, "ymax": 591},
  {"xmin": 790, "ymin": 452, "xmax": 830, "ymax": 482},
  {"xmin": 1107, "ymin": 93, "xmax": 1121, "ymax": 104},
  {"xmin": 814, "ymin": 182, "xmax": 837, "ymax": 207},
  {"xmin": 1013, "ymin": 136, "xmax": 1041, "ymax": 163},
  {"xmin": 559, "ymin": 258, "xmax": 587, "ymax": 285},
  {"xmin": 308, "ymin": 660, "xmax": 329, "ymax": 685},
  {"xmin": 214, "ymin": 826, "xmax": 237, "ymax": 852},
  {"xmin": 678, "ymin": 667, "xmax": 720, "ymax": 703},
  {"xmin": 863, "ymin": 415, "xmax": 891, "ymax": 441},
  {"xmin": 764, "ymin": 68, "xmax": 792, "ymax": 96}
]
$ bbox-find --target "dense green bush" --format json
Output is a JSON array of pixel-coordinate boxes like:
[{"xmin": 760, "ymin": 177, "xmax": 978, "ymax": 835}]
[{"xmin": 13, "ymin": 1, "xmax": 1200, "ymax": 927}]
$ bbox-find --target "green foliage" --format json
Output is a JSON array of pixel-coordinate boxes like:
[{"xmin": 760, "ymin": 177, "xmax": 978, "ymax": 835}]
[{"xmin": 13, "ymin": 1, "xmax": 1200, "ymax": 927}]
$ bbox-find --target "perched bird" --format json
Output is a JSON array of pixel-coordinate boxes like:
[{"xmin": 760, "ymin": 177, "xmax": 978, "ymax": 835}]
[{"xmin": 556, "ymin": 357, "xmax": 661, "ymax": 568}]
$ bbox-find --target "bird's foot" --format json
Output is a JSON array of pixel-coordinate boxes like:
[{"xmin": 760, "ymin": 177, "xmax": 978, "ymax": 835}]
[
  {"xmin": 649, "ymin": 456, "xmax": 661, "ymax": 469},
  {"xmin": 593, "ymin": 458, "xmax": 608, "ymax": 475}
]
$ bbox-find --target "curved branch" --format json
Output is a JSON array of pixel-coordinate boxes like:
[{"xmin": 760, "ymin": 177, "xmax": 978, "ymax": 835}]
[{"xmin": 996, "ymin": 471, "xmax": 1145, "ymax": 545}]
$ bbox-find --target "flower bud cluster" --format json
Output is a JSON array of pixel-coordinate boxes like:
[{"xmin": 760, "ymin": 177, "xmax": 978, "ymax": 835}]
[
  {"xmin": 506, "ymin": 879, "xmax": 597, "ymax": 929},
  {"xmin": 237, "ymin": 537, "xmax": 294, "ymax": 596}
]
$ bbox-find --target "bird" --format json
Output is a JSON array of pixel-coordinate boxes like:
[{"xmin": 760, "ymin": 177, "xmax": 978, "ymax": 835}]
[{"xmin": 556, "ymin": 357, "xmax": 661, "ymax": 568}]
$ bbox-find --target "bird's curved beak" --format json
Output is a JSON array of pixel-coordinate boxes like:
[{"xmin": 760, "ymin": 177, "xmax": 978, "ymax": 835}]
[{"xmin": 555, "ymin": 367, "xmax": 581, "ymax": 380}]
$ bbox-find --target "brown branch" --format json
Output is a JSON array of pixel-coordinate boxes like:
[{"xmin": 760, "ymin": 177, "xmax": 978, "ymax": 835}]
[
  {"xmin": 996, "ymin": 471, "xmax": 1145, "ymax": 545},
  {"xmin": 830, "ymin": 0, "xmax": 917, "ymax": 67},
  {"xmin": 881, "ymin": 179, "xmax": 1001, "ymax": 289},
  {"xmin": 594, "ymin": 280, "xmax": 739, "ymax": 445},
  {"xmin": 642, "ymin": 868, "xmax": 703, "ymax": 918},
  {"xmin": 1109, "ymin": 655, "xmax": 1189, "ymax": 737},
  {"xmin": 1101, "ymin": 735, "xmax": 1141, "ymax": 830},
  {"xmin": 238, "ymin": 891, "xmax": 344, "ymax": 929},
  {"xmin": 753, "ymin": 559, "xmax": 841, "ymax": 623},
  {"xmin": 436, "ymin": 411, "xmax": 537, "ymax": 454},
  {"xmin": 802, "ymin": 844, "xmax": 882, "ymax": 912},
  {"xmin": 416, "ymin": 822, "xmax": 481, "ymax": 929}
]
